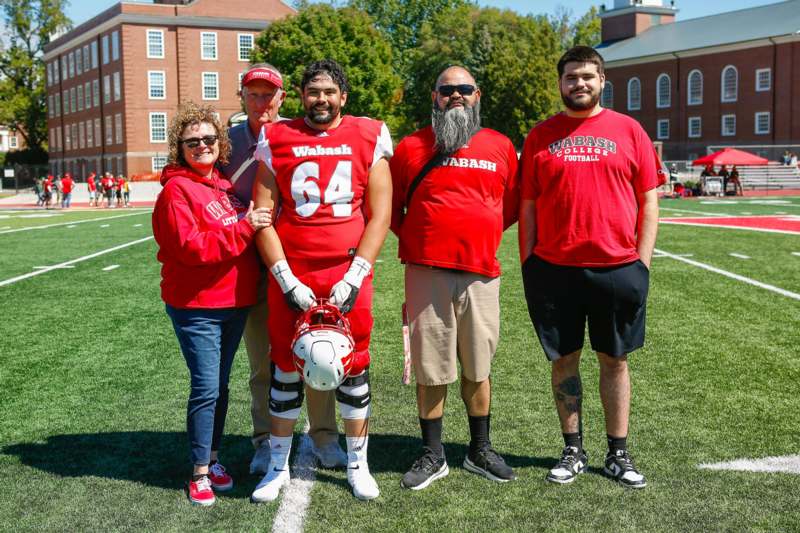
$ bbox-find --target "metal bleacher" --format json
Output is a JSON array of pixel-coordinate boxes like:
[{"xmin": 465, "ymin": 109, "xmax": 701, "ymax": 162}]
[{"xmin": 736, "ymin": 163, "xmax": 800, "ymax": 191}]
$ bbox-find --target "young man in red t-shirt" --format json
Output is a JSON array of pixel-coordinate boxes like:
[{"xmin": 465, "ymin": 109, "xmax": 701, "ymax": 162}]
[
  {"xmin": 518, "ymin": 46, "xmax": 662, "ymax": 489},
  {"xmin": 60, "ymin": 173, "xmax": 74, "ymax": 208},
  {"xmin": 87, "ymin": 172, "xmax": 97, "ymax": 207}
]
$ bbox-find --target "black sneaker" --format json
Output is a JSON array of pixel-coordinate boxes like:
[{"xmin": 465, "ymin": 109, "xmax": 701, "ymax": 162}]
[
  {"xmin": 401, "ymin": 448, "xmax": 449, "ymax": 490},
  {"xmin": 546, "ymin": 446, "xmax": 587, "ymax": 484},
  {"xmin": 463, "ymin": 445, "xmax": 516, "ymax": 482},
  {"xmin": 604, "ymin": 449, "xmax": 647, "ymax": 488}
]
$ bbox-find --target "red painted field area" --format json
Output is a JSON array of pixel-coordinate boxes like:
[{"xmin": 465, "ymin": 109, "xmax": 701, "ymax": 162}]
[{"xmin": 661, "ymin": 216, "xmax": 800, "ymax": 235}]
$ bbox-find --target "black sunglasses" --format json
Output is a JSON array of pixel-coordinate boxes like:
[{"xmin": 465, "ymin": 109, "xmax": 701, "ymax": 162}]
[
  {"xmin": 437, "ymin": 84, "xmax": 476, "ymax": 97},
  {"xmin": 180, "ymin": 135, "xmax": 218, "ymax": 149}
]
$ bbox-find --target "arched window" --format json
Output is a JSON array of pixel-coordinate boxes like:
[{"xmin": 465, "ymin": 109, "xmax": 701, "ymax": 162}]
[
  {"xmin": 721, "ymin": 65, "xmax": 738, "ymax": 102},
  {"xmin": 687, "ymin": 69, "xmax": 703, "ymax": 105},
  {"xmin": 627, "ymin": 77, "xmax": 641, "ymax": 111},
  {"xmin": 656, "ymin": 73, "xmax": 671, "ymax": 108},
  {"xmin": 601, "ymin": 81, "xmax": 614, "ymax": 109}
]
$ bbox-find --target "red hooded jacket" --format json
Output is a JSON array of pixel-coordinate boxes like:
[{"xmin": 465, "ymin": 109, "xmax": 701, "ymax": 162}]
[{"xmin": 152, "ymin": 164, "xmax": 259, "ymax": 309}]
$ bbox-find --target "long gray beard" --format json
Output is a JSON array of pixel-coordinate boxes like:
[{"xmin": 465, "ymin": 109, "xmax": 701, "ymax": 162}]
[{"xmin": 431, "ymin": 100, "xmax": 481, "ymax": 155}]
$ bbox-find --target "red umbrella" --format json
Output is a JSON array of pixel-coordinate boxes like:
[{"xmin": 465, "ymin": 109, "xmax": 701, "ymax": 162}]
[{"xmin": 692, "ymin": 148, "xmax": 768, "ymax": 166}]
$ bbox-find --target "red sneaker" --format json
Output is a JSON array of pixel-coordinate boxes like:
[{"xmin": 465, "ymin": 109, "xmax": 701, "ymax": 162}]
[
  {"xmin": 188, "ymin": 476, "xmax": 215, "ymax": 506},
  {"xmin": 208, "ymin": 462, "xmax": 234, "ymax": 491}
]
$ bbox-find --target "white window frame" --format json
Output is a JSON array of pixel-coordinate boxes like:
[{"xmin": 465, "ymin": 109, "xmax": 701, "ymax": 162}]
[
  {"xmin": 755, "ymin": 68, "xmax": 771, "ymax": 92},
  {"xmin": 77, "ymin": 85, "xmax": 83, "ymax": 111},
  {"xmin": 721, "ymin": 65, "xmax": 738, "ymax": 103},
  {"xmin": 105, "ymin": 116, "xmax": 113, "ymax": 145},
  {"xmin": 202, "ymin": 71, "xmax": 219, "ymax": 100},
  {"xmin": 201, "ymin": 32, "xmax": 217, "ymax": 60},
  {"xmin": 10, "ymin": 136, "xmax": 18, "ymax": 149},
  {"xmin": 150, "ymin": 112, "xmax": 167, "ymax": 143},
  {"xmin": 627, "ymin": 77, "xmax": 641, "ymax": 111},
  {"xmin": 87, "ymin": 119, "xmax": 93, "ymax": 148},
  {"xmin": 79, "ymin": 121, "xmax": 85, "ymax": 149},
  {"xmin": 115, "ymin": 113, "xmax": 123, "ymax": 144},
  {"xmin": 103, "ymin": 75, "xmax": 111, "ymax": 104},
  {"xmin": 754, "ymin": 111, "xmax": 770, "ymax": 135},
  {"xmin": 76, "ymin": 49, "xmax": 83, "ymax": 75},
  {"xmin": 147, "ymin": 29, "xmax": 165, "ymax": 59},
  {"xmin": 656, "ymin": 73, "xmax": 670, "ymax": 108},
  {"xmin": 91, "ymin": 41, "xmax": 98, "ymax": 69},
  {"xmin": 93, "ymin": 79, "xmax": 100, "ymax": 107},
  {"xmin": 113, "ymin": 71, "xmax": 121, "ymax": 101},
  {"xmin": 238, "ymin": 33, "xmax": 254, "ymax": 62},
  {"xmin": 70, "ymin": 88, "xmax": 76, "ymax": 113},
  {"xmin": 61, "ymin": 57, "xmax": 68, "ymax": 80},
  {"xmin": 687, "ymin": 69, "xmax": 703, "ymax": 106},
  {"xmin": 152, "ymin": 155, "xmax": 168, "ymax": 172},
  {"xmin": 721, "ymin": 114, "xmax": 736, "ymax": 136},
  {"xmin": 53, "ymin": 59, "xmax": 60, "ymax": 84},
  {"xmin": 656, "ymin": 119, "xmax": 669, "ymax": 140},
  {"xmin": 62, "ymin": 90, "xmax": 69, "ymax": 114},
  {"xmin": 68, "ymin": 51, "xmax": 75, "ymax": 78},
  {"xmin": 111, "ymin": 30, "xmax": 120, "ymax": 61},
  {"xmin": 102, "ymin": 35, "xmax": 110, "ymax": 65},
  {"xmin": 148, "ymin": 71, "xmax": 166, "ymax": 100},
  {"xmin": 54, "ymin": 93, "xmax": 60, "ymax": 116},
  {"xmin": 84, "ymin": 82, "xmax": 91, "ymax": 109},
  {"xmin": 94, "ymin": 118, "xmax": 101, "ymax": 147},
  {"xmin": 601, "ymin": 81, "xmax": 613, "ymax": 109},
  {"xmin": 83, "ymin": 45, "xmax": 90, "ymax": 71}
]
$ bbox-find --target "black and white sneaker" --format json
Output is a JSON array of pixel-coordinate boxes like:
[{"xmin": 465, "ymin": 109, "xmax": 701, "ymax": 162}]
[
  {"xmin": 401, "ymin": 448, "xmax": 449, "ymax": 490},
  {"xmin": 463, "ymin": 445, "xmax": 516, "ymax": 482},
  {"xmin": 603, "ymin": 449, "xmax": 646, "ymax": 488},
  {"xmin": 546, "ymin": 446, "xmax": 588, "ymax": 484}
]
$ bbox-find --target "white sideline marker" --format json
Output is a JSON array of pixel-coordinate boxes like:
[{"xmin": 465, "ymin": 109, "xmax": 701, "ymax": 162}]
[
  {"xmin": 33, "ymin": 265, "xmax": 74, "ymax": 270},
  {"xmin": 655, "ymin": 248, "xmax": 800, "ymax": 301},
  {"xmin": 67, "ymin": 225, "xmax": 77, "ymax": 228},
  {"xmin": 699, "ymin": 455, "xmax": 800, "ymax": 475},
  {"xmin": 102, "ymin": 265, "xmax": 120, "ymax": 271},
  {"xmin": 133, "ymin": 223, "xmax": 143, "ymax": 227},
  {"xmin": 792, "ymin": 252, "xmax": 800, "ymax": 257},
  {"xmin": 272, "ymin": 422, "xmax": 316, "ymax": 533},
  {"xmin": 729, "ymin": 253, "xmax": 750, "ymax": 259},
  {"xmin": 100, "ymin": 224, "xmax": 110, "ymax": 228},
  {"xmin": 0, "ymin": 236, "xmax": 153, "ymax": 287}
]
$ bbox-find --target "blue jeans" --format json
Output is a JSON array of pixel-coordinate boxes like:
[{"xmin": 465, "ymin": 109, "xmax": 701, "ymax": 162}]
[{"xmin": 166, "ymin": 305, "xmax": 250, "ymax": 466}]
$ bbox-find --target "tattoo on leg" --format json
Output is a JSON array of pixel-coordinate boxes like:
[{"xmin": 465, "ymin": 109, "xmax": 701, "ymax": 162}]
[{"xmin": 555, "ymin": 376, "xmax": 583, "ymax": 414}]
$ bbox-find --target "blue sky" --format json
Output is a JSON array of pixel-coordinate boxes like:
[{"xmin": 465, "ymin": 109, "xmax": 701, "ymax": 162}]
[{"xmin": 66, "ymin": 0, "xmax": 781, "ymax": 27}]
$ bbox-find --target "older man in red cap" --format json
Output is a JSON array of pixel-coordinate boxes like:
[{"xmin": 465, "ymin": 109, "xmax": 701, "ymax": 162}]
[{"xmin": 219, "ymin": 63, "xmax": 344, "ymax": 476}]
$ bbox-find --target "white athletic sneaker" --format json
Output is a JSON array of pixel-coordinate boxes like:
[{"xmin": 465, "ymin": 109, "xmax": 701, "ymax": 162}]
[
  {"xmin": 347, "ymin": 461, "xmax": 380, "ymax": 501},
  {"xmin": 312, "ymin": 440, "xmax": 348, "ymax": 469},
  {"xmin": 249, "ymin": 440, "xmax": 271, "ymax": 475},
  {"xmin": 251, "ymin": 467, "xmax": 290, "ymax": 503}
]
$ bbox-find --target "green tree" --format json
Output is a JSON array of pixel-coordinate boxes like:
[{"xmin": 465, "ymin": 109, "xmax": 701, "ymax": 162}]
[
  {"xmin": 252, "ymin": 4, "xmax": 403, "ymax": 132},
  {"xmin": 0, "ymin": 0, "xmax": 71, "ymax": 153},
  {"xmin": 406, "ymin": 5, "xmax": 563, "ymax": 146},
  {"xmin": 570, "ymin": 6, "xmax": 601, "ymax": 48}
]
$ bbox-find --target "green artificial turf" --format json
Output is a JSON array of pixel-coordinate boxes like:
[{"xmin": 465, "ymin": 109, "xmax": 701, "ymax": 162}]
[{"xmin": 0, "ymin": 203, "xmax": 798, "ymax": 532}]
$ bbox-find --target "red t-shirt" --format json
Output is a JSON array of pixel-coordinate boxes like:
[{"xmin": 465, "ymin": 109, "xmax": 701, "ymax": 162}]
[
  {"xmin": 519, "ymin": 109, "xmax": 664, "ymax": 267},
  {"xmin": 61, "ymin": 177, "xmax": 74, "ymax": 194},
  {"xmin": 255, "ymin": 116, "xmax": 393, "ymax": 261},
  {"xmin": 390, "ymin": 127, "xmax": 519, "ymax": 277},
  {"xmin": 87, "ymin": 175, "xmax": 96, "ymax": 191}
]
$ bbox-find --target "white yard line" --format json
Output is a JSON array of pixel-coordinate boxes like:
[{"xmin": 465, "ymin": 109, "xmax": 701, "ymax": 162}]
[
  {"xmin": 792, "ymin": 252, "xmax": 800, "ymax": 257},
  {"xmin": 0, "ymin": 237, "xmax": 153, "ymax": 287},
  {"xmin": 660, "ymin": 207, "xmax": 733, "ymax": 216},
  {"xmin": 0, "ymin": 210, "xmax": 151, "ymax": 235},
  {"xmin": 699, "ymin": 455, "xmax": 800, "ymax": 474},
  {"xmin": 655, "ymin": 248, "xmax": 800, "ymax": 301},
  {"xmin": 102, "ymin": 265, "xmax": 120, "ymax": 271},
  {"xmin": 272, "ymin": 422, "xmax": 316, "ymax": 533},
  {"xmin": 729, "ymin": 253, "xmax": 750, "ymax": 259},
  {"xmin": 33, "ymin": 265, "xmax": 74, "ymax": 269},
  {"xmin": 659, "ymin": 220, "xmax": 800, "ymax": 236}
]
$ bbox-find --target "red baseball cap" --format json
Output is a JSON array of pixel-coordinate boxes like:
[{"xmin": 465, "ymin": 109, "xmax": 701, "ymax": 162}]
[{"xmin": 241, "ymin": 66, "xmax": 283, "ymax": 89}]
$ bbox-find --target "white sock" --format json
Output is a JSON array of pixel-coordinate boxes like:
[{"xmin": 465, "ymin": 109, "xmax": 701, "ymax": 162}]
[
  {"xmin": 270, "ymin": 435, "xmax": 293, "ymax": 471},
  {"xmin": 346, "ymin": 434, "xmax": 368, "ymax": 467}
]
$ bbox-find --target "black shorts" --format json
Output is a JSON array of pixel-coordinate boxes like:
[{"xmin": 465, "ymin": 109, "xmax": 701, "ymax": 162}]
[{"xmin": 522, "ymin": 254, "xmax": 650, "ymax": 360}]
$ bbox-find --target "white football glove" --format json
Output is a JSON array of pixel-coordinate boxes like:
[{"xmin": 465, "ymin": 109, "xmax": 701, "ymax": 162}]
[
  {"xmin": 330, "ymin": 256, "xmax": 372, "ymax": 313},
  {"xmin": 270, "ymin": 260, "xmax": 315, "ymax": 312}
]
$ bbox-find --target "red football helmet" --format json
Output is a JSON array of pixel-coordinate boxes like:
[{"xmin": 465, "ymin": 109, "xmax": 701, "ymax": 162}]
[{"xmin": 291, "ymin": 299, "xmax": 355, "ymax": 391}]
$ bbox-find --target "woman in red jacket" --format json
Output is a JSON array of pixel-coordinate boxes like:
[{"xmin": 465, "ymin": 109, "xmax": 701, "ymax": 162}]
[{"xmin": 152, "ymin": 102, "xmax": 272, "ymax": 506}]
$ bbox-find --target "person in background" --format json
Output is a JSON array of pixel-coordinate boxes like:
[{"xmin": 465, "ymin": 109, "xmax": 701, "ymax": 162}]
[
  {"xmin": 87, "ymin": 171, "xmax": 98, "ymax": 207},
  {"xmin": 61, "ymin": 172, "xmax": 74, "ymax": 208}
]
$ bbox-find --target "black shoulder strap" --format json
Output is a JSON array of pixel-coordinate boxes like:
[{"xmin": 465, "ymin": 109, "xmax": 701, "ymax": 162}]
[{"xmin": 404, "ymin": 151, "xmax": 445, "ymax": 214}]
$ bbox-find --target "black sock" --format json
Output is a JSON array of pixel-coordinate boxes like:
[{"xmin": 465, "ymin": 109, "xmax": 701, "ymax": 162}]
[
  {"xmin": 563, "ymin": 431, "xmax": 582, "ymax": 451},
  {"xmin": 468, "ymin": 414, "xmax": 490, "ymax": 454},
  {"xmin": 420, "ymin": 417, "xmax": 443, "ymax": 457},
  {"xmin": 607, "ymin": 435, "xmax": 627, "ymax": 454},
  {"xmin": 191, "ymin": 473, "xmax": 207, "ymax": 482}
]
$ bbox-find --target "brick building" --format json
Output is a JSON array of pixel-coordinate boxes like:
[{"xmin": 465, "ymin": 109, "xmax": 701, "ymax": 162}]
[
  {"xmin": 597, "ymin": 0, "xmax": 800, "ymax": 160},
  {"xmin": 43, "ymin": 0, "xmax": 293, "ymax": 178},
  {"xmin": 0, "ymin": 126, "xmax": 25, "ymax": 154}
]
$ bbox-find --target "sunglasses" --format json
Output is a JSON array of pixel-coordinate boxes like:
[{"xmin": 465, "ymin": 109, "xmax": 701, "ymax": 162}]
[
  {"xmin": 437, "ymin": 84, "xmax": 476, "ymax": 97},
  {"xmin": 180, "ymin": 135, "xmax": 218, "ymax": 149}
]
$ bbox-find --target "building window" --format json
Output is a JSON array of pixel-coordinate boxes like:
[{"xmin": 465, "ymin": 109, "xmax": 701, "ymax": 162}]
[
  {"xmin": 657, "ymin": 119, "xmax": 669, "ymax": 140},
  {"xmin": 656, "ymin": 73, "xmax": 670, "ymax": 108},
  {"xmin": 102, "ymin": 35, "xmax": 109, "ymax": 65},
  {"xmin": 105, "ymin": 116, "xmax": 113, "ymax": 145},
  {"xmin": 152, "ymin": 155, "xmax": 168, "ymax": 172},
  {"xmin": 94, "ymin": 118, "xmax": 101, "ymax": 146},
  {"xmin": 601, "ymin": 81, "xmax": 613, "ymax": 109},
  {"xmin": 79, "ymin": 122, "xmax": 85, "ymax": 149},
  {"xmin": 148, "ymin": 71, "xmax": 166, "ymax": 99},
  {"xmin": 61, "ymin": 57, "xmax": 68, "ymax": 80},
  {"xmin": 46, "ymin": 63, "xmax": 52, "ymax": 86},
  {"xmin": 146, "ymin": 29, "xmax": 165, "ymax": 59},
  {"xmin": 721, "ymin": 114, "xmax": 736, "ymax": 136},
  {"xmin": 54, "ymin": 93, "xmax": 60, "ymax": 116},
  {"xmin": 53, "ymin": 59, "xmax": 59, "ymax": 83},
  {"xmin": 93, "ymin": 79, "xmax": 100, "ymax": 107},
  {"xmin": 68, "ymin": 51, "xmax": 75, "ymax": 78},
  {"xmin": 48, "ymin": 95, "xmax": 53, "ymax": 118},
  {"xmin": 103, "ymin": 75, "xmax": 111, "ymax": 103},
  {"xmin": 84, "ymin": 82, "xmax": 91, "ymax": 109},
  {"xmin": 62, "ymin": 90, "xmax": 69, "ymax": 114},
  {"xmin": 202, "ymin": 72, "xmax": 219, "ymax": 100},
  {"xmin": 91, "ymin": 41, "xmax": 98, "ymax": 69},
  {"xmin": 755, "ymin": 112, "xmax": 770, "ymax": 134},
  {"xmin": 238, "ymin": 33, "xmax": 254, "ymax": 61},
  {"xmin": 627, "ymin": 77, "xmax": 641, "ymax": 111},
  {"xmin": 721, "ymin": 65, "xmax": 738, "ymax": 102},
  {"xmin": 755, "ymin": 68, "xmax": 771, "ymax": 92},
  {"xmin": 72, "ymin": 124, "xmax": 77, "ymax": 150},
  {"xmin": 150, "ymin": 112, "xmax": 167, "ymax": 142},
  {"xmin": 77, "ymin": 85, "xmax": 84, "ymax": 111},
  {"xmin": 201, "ymin": 32, "xmax": 217, "ymax": 60},
  {"xmin": 111, "ymin": 31, "xmax": 120, "ymax": 61},
  {"xmin": 87, "ymin": 119, "xmax": 93, "ymax": 148},
  {"xmin": 83, "ymin": 45, "xmax": 90, "ymax": 71},
  {"xmin": 65, "ymin": 126, "xmax": 71, "ymax": 151},
  {"xmin": 76, "ymin": 49, "xmax": 83, "ymax": 75},
  {"xmin": 113, "ymin": 72, "xmax": 121, "ymax": 101},
  {"xmin": 115, "ymin": 113, "xmax": 123, "ymax": 144},
  {"xmin": 9, "ymin": 136, "xmax": 17, "ymax": 149},
  {"xmin": 70, "ymin": 88, "xmax": 76, "ymax": 113},
  {"xmin": 687, "ymin": 69, "xmax": 702, "ymax": 105}
]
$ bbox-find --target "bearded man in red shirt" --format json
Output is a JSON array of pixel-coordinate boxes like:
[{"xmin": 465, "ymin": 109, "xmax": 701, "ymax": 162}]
[
  {"xmin": 518, "ymin": 46, "xmax": 663, "ymax": 489},
  {"xmin": 391, "ymin": 66, "xmax": 519, "ymax": 490}
]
